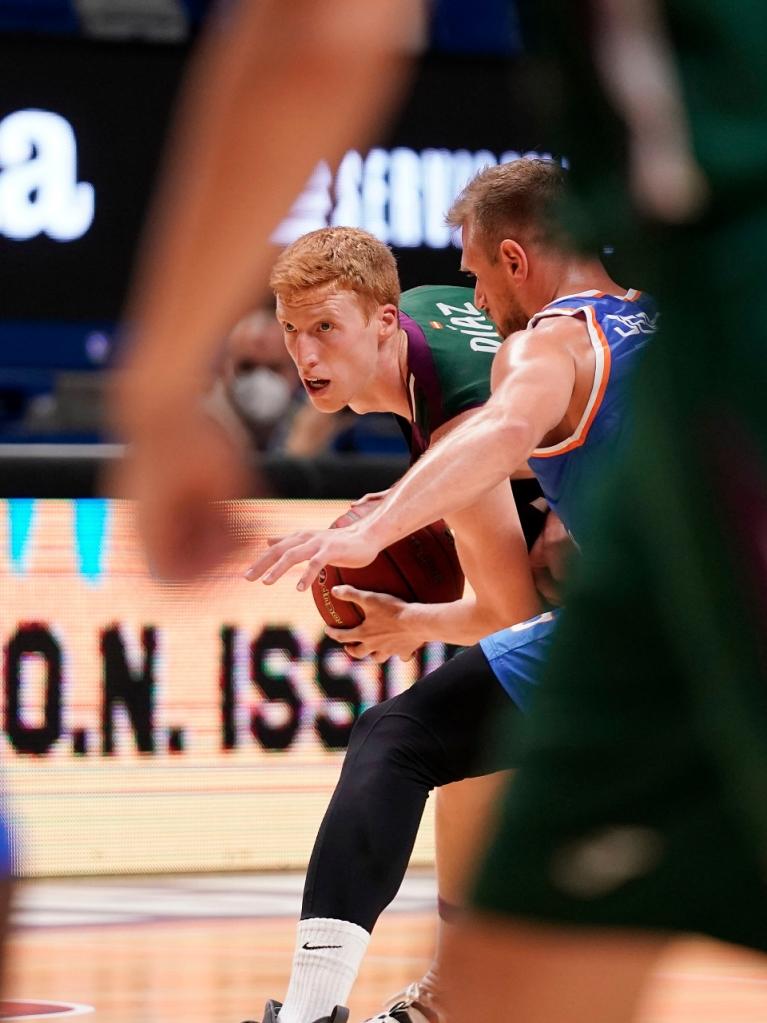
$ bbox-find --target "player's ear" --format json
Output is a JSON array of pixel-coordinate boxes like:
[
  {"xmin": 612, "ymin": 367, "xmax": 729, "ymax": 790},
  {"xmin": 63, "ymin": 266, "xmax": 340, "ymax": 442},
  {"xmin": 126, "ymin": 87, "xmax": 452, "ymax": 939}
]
[
  {"xmin": 378, "ymin": 303, "xmax": 399, "ymax": 333},
  {"xmin": 499, "ymin": 239, "xmax": 528, "ymax": 281}
]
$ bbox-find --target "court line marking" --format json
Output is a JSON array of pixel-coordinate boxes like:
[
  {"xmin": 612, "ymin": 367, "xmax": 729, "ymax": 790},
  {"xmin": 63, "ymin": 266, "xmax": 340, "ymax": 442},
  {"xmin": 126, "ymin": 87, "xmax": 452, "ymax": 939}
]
[{"xmin": 0, "ymin": 1000, "xmax": 94, "ymax": 1020}]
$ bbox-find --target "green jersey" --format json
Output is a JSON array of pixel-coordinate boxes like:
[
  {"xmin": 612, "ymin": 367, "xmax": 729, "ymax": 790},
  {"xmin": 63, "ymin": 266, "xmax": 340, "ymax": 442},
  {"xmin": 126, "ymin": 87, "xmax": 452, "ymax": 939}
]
[
  {"xmin": 398, "ymin": 285, "xmax": 502, "ymax": 459},
  {"xmin": 470, "ymin": 0, "xmax": 767, "ymax": 952},
  {"xmin": 398, "ymin": 285, "xmax": 545, "ymax": 553}
]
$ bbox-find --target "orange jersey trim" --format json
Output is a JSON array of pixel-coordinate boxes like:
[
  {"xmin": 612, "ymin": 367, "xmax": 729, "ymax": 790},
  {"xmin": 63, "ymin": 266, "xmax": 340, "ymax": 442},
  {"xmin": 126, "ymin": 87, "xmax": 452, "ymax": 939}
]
[{"xmin": 531, "ymin": 305, "xmax": 613, "ymax": 459}]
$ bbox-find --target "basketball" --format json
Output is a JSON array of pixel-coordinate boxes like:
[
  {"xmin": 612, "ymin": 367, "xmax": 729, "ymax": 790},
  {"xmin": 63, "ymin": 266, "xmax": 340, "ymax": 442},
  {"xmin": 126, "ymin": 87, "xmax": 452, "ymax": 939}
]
[{"xmin": 311, "ymin": 508, "xmax": 465, "ymax": 628}]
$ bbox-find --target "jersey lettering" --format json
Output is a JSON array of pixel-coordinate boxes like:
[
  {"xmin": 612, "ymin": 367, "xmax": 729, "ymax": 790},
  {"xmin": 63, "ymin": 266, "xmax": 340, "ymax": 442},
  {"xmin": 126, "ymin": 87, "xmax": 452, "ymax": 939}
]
[
  {"xmin": 436, "ymin": 300, "xmax": 486, "ymax": 319},
  {"xmin": 470, "ymin": 336, "xmax": 502, "ymax": 353},
  {"xmin": 449, "ymin": 315, "xmax": 495, "ymax": 331},
  {"xmin": 603, "ymin": 311, "xmax": 659, "ymax": 339},
  {"xmin": 435, "ymin": 300, "xmax": 501, "ymax": 350}
]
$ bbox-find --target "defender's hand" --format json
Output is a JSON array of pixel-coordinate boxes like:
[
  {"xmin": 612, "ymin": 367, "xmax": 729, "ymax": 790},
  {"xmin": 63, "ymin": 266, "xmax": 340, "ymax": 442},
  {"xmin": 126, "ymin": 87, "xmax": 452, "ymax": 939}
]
[{"xmin": 244, "ymin": 524, "xmax": 383, "ymax": 591}]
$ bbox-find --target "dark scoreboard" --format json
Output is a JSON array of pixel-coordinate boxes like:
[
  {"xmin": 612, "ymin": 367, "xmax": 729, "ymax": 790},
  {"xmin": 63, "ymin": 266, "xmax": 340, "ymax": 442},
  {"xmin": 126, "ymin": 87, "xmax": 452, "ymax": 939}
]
[
  {"xmin": 0, "ymin": 33, "xmax": 552, "ymax": 369},
  {"xmin": 1, "ymin": 35, "xmax": 552, "ymax": 315}
]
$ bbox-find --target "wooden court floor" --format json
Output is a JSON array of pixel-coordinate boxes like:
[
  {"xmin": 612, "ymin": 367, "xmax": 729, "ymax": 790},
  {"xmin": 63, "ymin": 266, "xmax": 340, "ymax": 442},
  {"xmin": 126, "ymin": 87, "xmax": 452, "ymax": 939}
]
[{"xmin": 2, "ymin": 874, "xmax": 767, "ymax": 1023}]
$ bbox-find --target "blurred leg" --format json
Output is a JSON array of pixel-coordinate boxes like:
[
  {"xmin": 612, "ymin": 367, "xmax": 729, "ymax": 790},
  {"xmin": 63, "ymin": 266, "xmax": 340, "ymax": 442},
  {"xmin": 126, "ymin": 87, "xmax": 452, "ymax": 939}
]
[
  {"xmin": 385, "ymin": 776, "xmax": 512, "ymax": 1021},
  {"xmin": 435, "ymin": 774, "xmax": 511, "ymax": 907},
  {"xmin": 442, "ymin": 915, "xmax": 667, "ymax": 1023}
]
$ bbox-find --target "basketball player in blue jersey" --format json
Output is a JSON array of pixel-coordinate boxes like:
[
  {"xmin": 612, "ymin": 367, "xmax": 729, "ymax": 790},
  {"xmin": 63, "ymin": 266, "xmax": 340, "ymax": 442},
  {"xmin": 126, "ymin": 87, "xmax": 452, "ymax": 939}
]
[
  {"xmin": 246, "ymin": 160, "xmax": 657, "ymax": 1023},
  {"xmin": 246, "ymin": 205, "xmax": 545, "ymax": 1023}
]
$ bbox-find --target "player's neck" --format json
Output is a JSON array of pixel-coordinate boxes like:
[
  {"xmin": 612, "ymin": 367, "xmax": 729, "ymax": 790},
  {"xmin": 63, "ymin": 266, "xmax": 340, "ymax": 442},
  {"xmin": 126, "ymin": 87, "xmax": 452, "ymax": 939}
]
[
  {"xmin": 348, "ymin": 327, "xmax": 411, "ymax": 419},
  {"xmin": 550, "ymin": 258, "xmax": 625, "ymax": 304}
]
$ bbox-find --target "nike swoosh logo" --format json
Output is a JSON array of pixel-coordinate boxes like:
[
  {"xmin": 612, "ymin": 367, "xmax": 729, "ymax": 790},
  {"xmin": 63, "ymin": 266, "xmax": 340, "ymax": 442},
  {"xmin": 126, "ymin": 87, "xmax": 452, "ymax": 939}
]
[{"xmin": 302, "ymin": 942, "xmax": 342, "ymax": 950}]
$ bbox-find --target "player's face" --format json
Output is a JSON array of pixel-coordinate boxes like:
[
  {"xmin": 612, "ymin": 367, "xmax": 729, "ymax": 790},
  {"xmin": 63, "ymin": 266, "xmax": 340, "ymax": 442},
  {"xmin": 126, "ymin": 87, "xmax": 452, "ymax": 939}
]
[
  {"xmin": 276, "ymin": 287, "xmax": 382, "ymax": 412},
  {"xmin": 461, "ymin": 224, "xmax": 529, "ymax": 337}
]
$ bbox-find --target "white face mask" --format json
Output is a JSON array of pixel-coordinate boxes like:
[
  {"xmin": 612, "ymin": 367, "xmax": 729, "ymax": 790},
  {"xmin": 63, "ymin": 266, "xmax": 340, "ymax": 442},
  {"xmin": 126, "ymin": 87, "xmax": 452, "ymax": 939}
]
[{"xmin": 230, "ymin": 367, "xmax": 292, "ymax": 425}]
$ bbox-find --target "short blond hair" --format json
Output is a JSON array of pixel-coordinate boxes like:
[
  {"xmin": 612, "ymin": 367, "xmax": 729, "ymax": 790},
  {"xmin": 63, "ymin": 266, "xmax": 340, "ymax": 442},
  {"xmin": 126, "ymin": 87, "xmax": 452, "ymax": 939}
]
[
  {"xmin": 270, "ymin": 227, "xmax": 400, "ymax": 317},
  {"xmin": 446, "ymin": 159, "xmax": 569, "ymax": 260}
]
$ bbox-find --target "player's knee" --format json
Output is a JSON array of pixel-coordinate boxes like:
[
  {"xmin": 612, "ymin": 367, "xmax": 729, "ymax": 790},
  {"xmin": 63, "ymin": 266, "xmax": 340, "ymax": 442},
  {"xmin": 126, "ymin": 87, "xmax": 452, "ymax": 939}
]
[
  {"xmin": 346, "ymin": 699, "xmax": 389, "ymax": 753},
  {"xmin": 344, "ymin": 697, "xmax": 446, "ymax": 791}
]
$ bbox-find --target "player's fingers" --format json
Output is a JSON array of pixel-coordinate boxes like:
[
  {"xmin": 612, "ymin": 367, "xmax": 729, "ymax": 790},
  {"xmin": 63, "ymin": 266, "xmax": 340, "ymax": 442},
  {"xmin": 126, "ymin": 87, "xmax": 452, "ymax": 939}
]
[
  {"xmin": 296, "ymin": 555, "xmax": 328, "ymax": 592},
  {"xmin": 244, "ymin": 532, "xmax": 308, "ymax": 580},
  {"xmin": 344, "ymin": 643, "xmax": 367, "ymax": 660},
  {"xmin": 325, "ymin": 624, "xmax": 363, "ymax": 643},
  {"xmin": 331, "ymin": 584, "xmax": 378, "ymax": 607},
  {"xmin": 259, "ymin": 540, "xmax": 320, "ymax": 586},
  {"xmin": 244, "ymin": 547, "xmax": 283, "ymax": 581}
]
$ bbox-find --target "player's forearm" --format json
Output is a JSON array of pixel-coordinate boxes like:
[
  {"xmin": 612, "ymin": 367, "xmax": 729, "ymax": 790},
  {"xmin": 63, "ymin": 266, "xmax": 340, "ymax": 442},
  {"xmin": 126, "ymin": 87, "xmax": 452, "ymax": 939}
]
[
  {"xmin": 402, "ymin": 595, "xmax": 511, "ymax": 648},
  {"xmin": 119, "ymin": 0, "xmax": 416, "ymax": 434},
  {"xmin": 363, "ymin": 406, "xmax": 536, "ymax": 553}
]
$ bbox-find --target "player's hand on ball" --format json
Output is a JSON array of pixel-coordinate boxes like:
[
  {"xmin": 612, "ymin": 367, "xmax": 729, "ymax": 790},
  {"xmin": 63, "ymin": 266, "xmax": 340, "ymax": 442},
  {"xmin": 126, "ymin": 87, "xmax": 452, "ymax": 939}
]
[
  {"xmin": 325, "ymin": 585, "xmax": 419, "ymax": 663},
  {"xmin": 244, "ymin": 524, "xmax": 383, "ymax": 591}
]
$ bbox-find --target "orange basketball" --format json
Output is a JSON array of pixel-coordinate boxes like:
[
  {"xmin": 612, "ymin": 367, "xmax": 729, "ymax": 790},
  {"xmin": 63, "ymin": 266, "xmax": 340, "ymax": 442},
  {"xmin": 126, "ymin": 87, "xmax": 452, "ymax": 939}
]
[{"xmin": 311, "ymin": 509, "xmax": 464, "ymax": 628}]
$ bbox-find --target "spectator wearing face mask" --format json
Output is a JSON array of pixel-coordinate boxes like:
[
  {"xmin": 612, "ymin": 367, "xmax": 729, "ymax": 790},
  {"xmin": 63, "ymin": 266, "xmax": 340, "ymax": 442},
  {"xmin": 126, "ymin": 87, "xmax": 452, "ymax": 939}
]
[
  {"xmin": 206, "ymin": 306, "xmax": 353, "ymax": 456},
  {"xmin": 205, "ymin": 307, "xmax": 297, "ymax": 451}
]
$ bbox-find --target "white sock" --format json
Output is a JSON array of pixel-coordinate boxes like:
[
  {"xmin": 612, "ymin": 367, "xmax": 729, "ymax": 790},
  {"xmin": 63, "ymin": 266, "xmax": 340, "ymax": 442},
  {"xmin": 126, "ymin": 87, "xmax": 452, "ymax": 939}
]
[{"xmin": 279, "ymin": 918, "xmax": 371, "ymax": 1023}]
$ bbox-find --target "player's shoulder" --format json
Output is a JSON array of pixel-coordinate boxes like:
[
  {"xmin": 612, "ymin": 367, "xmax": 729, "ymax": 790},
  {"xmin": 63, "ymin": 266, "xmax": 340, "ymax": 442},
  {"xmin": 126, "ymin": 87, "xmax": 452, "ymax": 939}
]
[
  {"xmin": 529, "ymin": 313, "xmax": 586, "ymax": 343},
  {"xmin": 507, "ymin": 314, "xmax": 583, "ymax": 354},
  {"xmin": 494, "ymin": 318, "xmax": 582, "ymax": 383}
]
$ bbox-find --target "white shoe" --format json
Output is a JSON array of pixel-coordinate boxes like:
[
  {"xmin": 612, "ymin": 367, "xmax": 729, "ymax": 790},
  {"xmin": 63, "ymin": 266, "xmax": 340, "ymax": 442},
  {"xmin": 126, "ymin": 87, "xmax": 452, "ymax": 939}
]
[{"xmin": 366, "ymin": 980, "xmax": 442, "ymax": 1023}]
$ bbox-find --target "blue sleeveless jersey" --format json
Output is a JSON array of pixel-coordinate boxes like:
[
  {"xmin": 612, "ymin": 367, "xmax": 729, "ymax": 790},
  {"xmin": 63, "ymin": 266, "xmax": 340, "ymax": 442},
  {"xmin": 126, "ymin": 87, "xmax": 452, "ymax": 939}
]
[
  {"xmin": 527, "ymin": 288, "xmax": 658, "ymax": 543},
  {"xmin": 480, "ymin": 287, "xmax": 657, "ymax": 708}
]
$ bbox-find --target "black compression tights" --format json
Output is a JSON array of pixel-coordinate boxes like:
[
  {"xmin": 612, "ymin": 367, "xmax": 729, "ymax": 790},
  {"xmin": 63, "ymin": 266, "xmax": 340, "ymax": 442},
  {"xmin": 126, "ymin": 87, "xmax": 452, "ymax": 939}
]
[{"xmin": 301, "ymin": 643, "xmax": 522, "ymax": 932}]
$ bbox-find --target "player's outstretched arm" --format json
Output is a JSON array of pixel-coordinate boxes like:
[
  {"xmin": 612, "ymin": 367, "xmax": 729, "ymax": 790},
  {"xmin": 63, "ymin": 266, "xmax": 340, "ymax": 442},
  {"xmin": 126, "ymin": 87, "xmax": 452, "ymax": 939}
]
[
  {"xmin": 245, "ymin": 326, "xmax": 577, "ymax": 591},
  {"xmin": 244, "ymin": 395, "xmax": 532, "ymax": 591}
]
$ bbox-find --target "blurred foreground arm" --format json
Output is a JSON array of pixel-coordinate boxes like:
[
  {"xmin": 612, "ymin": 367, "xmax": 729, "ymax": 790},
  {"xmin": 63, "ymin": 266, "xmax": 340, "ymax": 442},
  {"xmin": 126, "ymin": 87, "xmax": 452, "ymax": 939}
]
[
  {"xmin": 594, "ymin": 0, "xmax": 707, "ymax": 222},
  {"xmin": 115, "ymin": 0, "xmax": 423, "ymax": 579}
]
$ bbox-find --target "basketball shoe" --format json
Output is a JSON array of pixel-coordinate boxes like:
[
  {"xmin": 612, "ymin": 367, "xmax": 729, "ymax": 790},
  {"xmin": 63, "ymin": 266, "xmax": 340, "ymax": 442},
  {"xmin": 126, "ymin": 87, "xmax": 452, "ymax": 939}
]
[
  {"xmin": 245, "ymin": 1000, "xmax": 349, "ymax": 1023},
  {"xmin": 363, "ymin": 981, "xmax": 444, "ymax": 1023}
]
